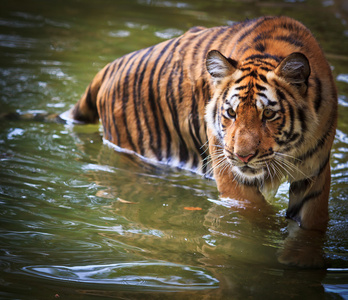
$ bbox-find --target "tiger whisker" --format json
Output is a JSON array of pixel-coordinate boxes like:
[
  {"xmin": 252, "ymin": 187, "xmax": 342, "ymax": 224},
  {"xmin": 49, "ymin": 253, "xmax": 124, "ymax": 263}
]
[
  {"xmin": 265, "ymin": 161, "xmax": 274, "ymax": 187},
  {"xmin": 205, "ymin": 151, "xmax": 227, "ymax": 175},
  {"xmin": 270, "ymin": 160, "xmax": 284, "ymax": 182},
  {"xmin": 273, "ymin": 157, "xmax": 296, "ymax": 180},
  {"xmin": 200, "ymin": 135, "xmax": 216, "ymax": 154},
  {"xmin": 274, "ymin": 151, "xmax": 302, "ymax": 163},
  {"xmin": 273, "ymin": 154, "xmax": 311, "ymax": 181}
]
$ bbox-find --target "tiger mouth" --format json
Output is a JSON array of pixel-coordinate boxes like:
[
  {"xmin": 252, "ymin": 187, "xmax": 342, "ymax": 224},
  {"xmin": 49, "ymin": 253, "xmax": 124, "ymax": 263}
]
[
  {"xmin": 240, "ymin": 166, "xmax": 259, "ymax": 174},
  {"xmin": 233, "ymin": 165, "xmax": 267, "ymax": 181}
]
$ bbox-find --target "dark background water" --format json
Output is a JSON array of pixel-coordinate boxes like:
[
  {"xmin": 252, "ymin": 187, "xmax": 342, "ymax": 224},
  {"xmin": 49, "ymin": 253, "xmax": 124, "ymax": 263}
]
[{"xmin": 0, "ymin": 0, "xmax": 347, "ymax": 299}]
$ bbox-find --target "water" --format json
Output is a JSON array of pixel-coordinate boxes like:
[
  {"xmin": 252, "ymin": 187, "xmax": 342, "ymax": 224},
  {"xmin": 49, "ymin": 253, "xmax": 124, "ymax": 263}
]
[{"xmin": 0, "ymin": 0, "xmax": 348, "ymax": 299}]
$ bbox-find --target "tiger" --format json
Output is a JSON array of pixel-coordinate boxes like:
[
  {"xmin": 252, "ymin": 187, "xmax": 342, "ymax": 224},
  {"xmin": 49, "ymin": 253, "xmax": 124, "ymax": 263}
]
[{"xmin": 64, "ymin": 16, "xmax": 337, "ymax": 237}]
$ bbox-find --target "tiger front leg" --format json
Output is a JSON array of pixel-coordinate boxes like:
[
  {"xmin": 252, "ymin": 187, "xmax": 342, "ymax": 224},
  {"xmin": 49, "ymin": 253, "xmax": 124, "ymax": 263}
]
[
  {"xmin": 287, "ymin": 160, "xmax": 331, "ymax": 232},
  {"xmin": 278, "ymin": 161, "xmax": 331, "ymax": 268}
]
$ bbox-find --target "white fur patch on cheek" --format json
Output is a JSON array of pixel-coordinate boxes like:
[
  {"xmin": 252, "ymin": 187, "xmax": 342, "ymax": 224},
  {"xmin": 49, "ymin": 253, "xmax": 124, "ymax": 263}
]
[{"xmin": 205, "ymin": 98, "xmax": 220, "ymax": 137}]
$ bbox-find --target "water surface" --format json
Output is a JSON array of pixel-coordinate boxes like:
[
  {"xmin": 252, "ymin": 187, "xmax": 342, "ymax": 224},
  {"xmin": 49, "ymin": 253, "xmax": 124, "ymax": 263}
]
[{"xmin": 0, "ymin": 0, "xmax": 348, "ymax": 299}]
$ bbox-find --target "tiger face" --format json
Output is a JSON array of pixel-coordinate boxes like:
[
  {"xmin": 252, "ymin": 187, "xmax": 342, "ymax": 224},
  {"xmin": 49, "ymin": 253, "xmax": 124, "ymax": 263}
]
[{"xmin": 205, "ymin": 50, "xmax": 312, "ymax": 185}]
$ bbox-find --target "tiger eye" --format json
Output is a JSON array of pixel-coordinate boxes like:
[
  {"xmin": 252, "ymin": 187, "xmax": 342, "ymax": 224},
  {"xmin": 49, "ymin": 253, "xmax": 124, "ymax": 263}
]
[
  {"xmin": 226, "ymin": 108, "xmax": 236, "ymax": 119},
  {"xmin": 263, "ymin": 109, "xmax": 276, "ymax": 120}
]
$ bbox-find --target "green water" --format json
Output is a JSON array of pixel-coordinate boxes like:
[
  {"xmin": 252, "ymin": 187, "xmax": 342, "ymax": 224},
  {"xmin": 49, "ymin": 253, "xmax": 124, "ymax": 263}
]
[{"xmin": 0, "ymin": 0, "xmax": 348, "ymax": 299}]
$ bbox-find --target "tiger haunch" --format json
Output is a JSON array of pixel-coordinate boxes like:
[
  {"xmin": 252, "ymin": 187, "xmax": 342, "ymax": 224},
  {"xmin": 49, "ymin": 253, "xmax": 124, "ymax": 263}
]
[{"xmin": 66, "ymin": 16, "xmax": 337, "ymax": 232}]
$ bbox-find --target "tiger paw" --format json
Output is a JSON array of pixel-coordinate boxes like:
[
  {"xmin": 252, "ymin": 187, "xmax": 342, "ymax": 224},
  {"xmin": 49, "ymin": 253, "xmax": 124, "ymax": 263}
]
[
  {"xmin": 277, "ymin": 244, "xmax": 326, "ymax": 268},
  {"xmin": 277, "ymin": 221, "xmax": 327, "ymax": 268}
]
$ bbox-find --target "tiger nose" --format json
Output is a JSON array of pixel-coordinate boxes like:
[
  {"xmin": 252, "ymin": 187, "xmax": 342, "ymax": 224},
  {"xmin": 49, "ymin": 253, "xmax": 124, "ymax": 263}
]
[{"xmin": 235, "ymin": 152, "xmax": 256, "ymax": 163}]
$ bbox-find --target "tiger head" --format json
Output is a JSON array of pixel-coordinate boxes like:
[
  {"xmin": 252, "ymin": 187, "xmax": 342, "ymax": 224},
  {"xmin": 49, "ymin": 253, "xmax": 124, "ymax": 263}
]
[{"xmin": 205, "ymin": 50, "xmax": 313, "ymax": 185}]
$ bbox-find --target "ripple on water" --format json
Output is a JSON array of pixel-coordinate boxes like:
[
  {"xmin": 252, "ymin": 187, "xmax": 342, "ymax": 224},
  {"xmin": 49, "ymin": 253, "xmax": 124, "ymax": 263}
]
[{"xmin": 22, "ymin": 261, "xmax": 219, "ymax": 291}]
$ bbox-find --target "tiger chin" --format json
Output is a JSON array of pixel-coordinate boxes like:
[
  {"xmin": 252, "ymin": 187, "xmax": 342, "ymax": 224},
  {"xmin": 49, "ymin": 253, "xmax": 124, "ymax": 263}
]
[{"xmin": 63, "ymin": 16, "xmax": 337, "ymax": 268}]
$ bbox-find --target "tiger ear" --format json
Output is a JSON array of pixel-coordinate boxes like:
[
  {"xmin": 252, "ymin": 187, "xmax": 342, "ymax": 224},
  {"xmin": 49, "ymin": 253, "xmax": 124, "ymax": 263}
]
[
  {"xmin": 275, "ymin": 52, "xmax": 310, "ymax": 95},
  {"xmin": 206, "ymin": 50, "xmax": 237, "ymax": 81}
]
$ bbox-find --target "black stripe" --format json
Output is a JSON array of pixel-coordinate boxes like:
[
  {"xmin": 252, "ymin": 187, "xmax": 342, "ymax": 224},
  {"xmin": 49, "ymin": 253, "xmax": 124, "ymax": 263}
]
[
  {"xmin": 104, "ymin": 93, "xmax": 112, "ymax": 140},
  {"xmin": 275, "ymin": 91, "xmax": 286, "ymax": 140},
  {"xmin": 191, "ymin": 88, "xmax": 204, "ymax": 146},
  {"xmin": 148, "ymin": 39, "xmax": 176, "ymax": 160},
  {"xmin": 244, "ymin": 53, "xmax": 283, "ymax": 63},
  {"xmin": 156, "ymin": 37, "xmax": 183, "ymax": 160},
  {"xmin": 176, "ymin": 26, "xmax": 221, "ymax": 79},
  {"xmin": 138, "ymin": 47, "xmax": 158, "ymax": 158},
  {"xmin": 200, "ymin": 27, "xmax": 230, "ymax": 77},
  {"xmin": 102, "ymin": 64, "xmax": 120, "ymax": 134},
  {"xmin": 253, "ymin": 30, "xmax": 272, "ymax": 43},
  {"xmin": 252, "ymin": 32, "xmax": 304, "ymax": 50},
  {"xmin": 275, "ymin": 35, "xmax": 303, "ymax": 48},
  {"xmin": 101, "ymin": 78, "xmax": 110, "ymax": 140},
  {"xmin": 188, "ymin": 104, "xmax": 205, "ymax": 169},
  {"xmin": 240, "ymin": 61, "xmax": 275, "ymax": 71},
  {"xmin": 132, "ymin": 47, "xmax": 154, "ymax": 156},
  {"xmin": 314, "ymin": 77, "xmax": 322, "ymax": 112},
  {"xmin": 292, "ymin": 135, "xmax": 305, "ymax": 150},
  {"xmin": 257, "ymin": 92, "xmax": 277, "ymax": 106},
  {"xmin": 286, "ymin": 191, "xmax": 322, "ymax": 221},
  {"xmin": 98, "ymin": 94, "xmax": 107, "ymax": 137},
  {"xmin": 296, "ymin": 117, "xmax": 336, "ymax": 161},
  {"xmin": 276, "ymin": 87, "xmax": 301, "ymax": 144},
  {"xmin": 165, "ymin": 62, "xmax": 189, "ymax": 164},
  {"xmin": 249, "ymin": 70, "xmax": 258, "ymax": 78},
  {"xmin": 103, "ymin": 61, "xmax": 118, "ymax": 141},
  {"xmin": 85, "ymin": 86, "xmax": 95, "ymax": 111},
  {"xmin": 235, "ymin": 71, "xmax": 258, "ymax": 84},
  {"xmin": 101, "ymin": 64, "xmax": 112, "ymax": 82},
  {"xmin": 316, "ymin": 153, "xmax": 330, "ymax": 177},
  {"xmin": 297, "ymin": 107, "xmax": 307, "ymax": 133},
  {"xmin": 285, "ymin": 99, "xmax": 295, "ymax": 139},
  {"xmin": 111, "ymin": 88, "xmax": 120, "ymax": 145},
  {"xmin": 212, "ymin": 102, "xmax": 218, "ymax": 124},
  {"xmin": 200, "ymin": 81, "xmax": 210, "ymax": 174},
  {"xmin": 105, "ymin": 61, "xmax": 118, "ymax": 82},
  {"xmin": 255, "ymin": 43, "xmax": 266, "ymax": 53},
  {"xmin": 121, "ymin": 52, "xmax": 141, "ymax": 152},
  {"xmin": 204, "ymin": 79, "xmax": 211, "ymax": 103},
  {"xmin": 114, "ymin": 55, "xmax": 134, "ymax": 145},
  {"xmin": 279, "ymin": 19, "xmax": 303, "ymax": 32},
  {"xmin": 260, "ymin": 66, "xmax": 272, "ymax": 72},
  {"xmin": 221, "ymin": 88, "xmax": 230, "ymax": 101},
  {"xmin": 258, "ymin": 150, "xmax": 273, "ymax": 159},
  {"xmin": 203, "ymin": 26, "xmax": 229, "ymax": 54},
  {"xmin": 290, "ymin": 179, "xmax": 311, "ymax": 195},
  {"xmin": 235, "ymin": 85, "xmax": 247, "ymax": 90},
  {"xmin": 288, "ymin": 132, "xmax": 300, "ymax": 142},
  {"xmin": 217, "ymin": 104, "xmax": 224, "ymax": 140},
  {"xmin": 298, "ymin": 152, "xmax": 330, "ymax": 179},
  {"xmin": 192, "ymin": 153, "xmax": 199, "ymax": 170},
  {"xmin": 236, "ymin": 16, "xmax": 274, "ymax": 45},
  {"xmin": 255, "ymin": 83, "xmax": 266, "ymax": 91},
  {"xmin": 111, "ymin": 58, "xmax": 126, "ymax": 145},
  {"xmin": 290, "ymin": 153, "xmax": 330, "ymax": 199},
  {"xmin": 259, "ymin": 74, "xmax": 268, "ymax": 83}
]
